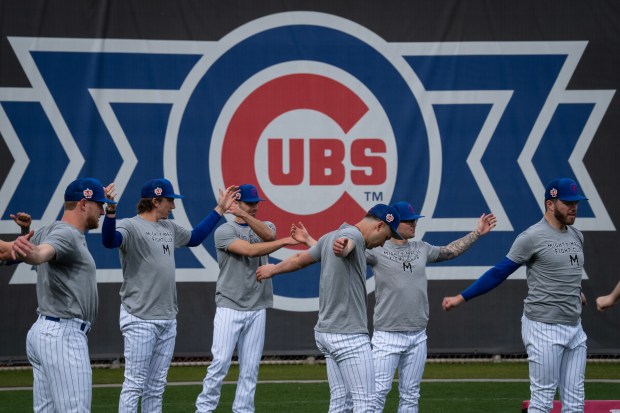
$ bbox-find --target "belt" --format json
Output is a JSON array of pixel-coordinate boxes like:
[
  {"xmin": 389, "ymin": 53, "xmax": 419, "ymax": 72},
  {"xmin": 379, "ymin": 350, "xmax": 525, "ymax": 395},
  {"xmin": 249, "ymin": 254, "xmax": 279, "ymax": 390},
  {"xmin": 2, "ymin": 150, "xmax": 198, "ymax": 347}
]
[{"xmin": 43, "ymin": 315, "xmax": 91, "ymax": 335}]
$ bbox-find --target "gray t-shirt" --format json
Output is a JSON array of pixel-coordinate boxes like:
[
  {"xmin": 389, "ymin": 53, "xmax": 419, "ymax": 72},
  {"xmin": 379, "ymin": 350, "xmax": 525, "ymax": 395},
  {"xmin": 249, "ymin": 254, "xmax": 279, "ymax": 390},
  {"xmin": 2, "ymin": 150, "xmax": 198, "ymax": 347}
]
[
  {"xmin": 32, "ymin": 221, "xmax": 98, "ymax": 323},
  {"xmin": 507, "ymin": 218, "xmax": 585, "ymax": 324},
  {"xmin": 214, "ymin": 220, "xmax": 275, "ymax": 311},
  {"xmin": 366, "ymin": 240, "xmax": 440, "ymax": 331},
  {"xmin": 117, "ymin": 216, "xmax": 191, "ymax": 319},
  {"xmin": 309, "ymin": 223, "xmax": 368, "ymax": 334}
]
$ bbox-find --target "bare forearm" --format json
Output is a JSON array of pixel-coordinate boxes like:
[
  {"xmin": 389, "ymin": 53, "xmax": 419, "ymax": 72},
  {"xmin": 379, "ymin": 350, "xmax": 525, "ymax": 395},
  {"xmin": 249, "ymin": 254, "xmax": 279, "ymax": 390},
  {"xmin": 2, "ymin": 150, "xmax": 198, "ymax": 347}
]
[
  {"xmin": 0, "ymin": 242, "xmax": 12, "ymax": 261},
  {"xmin": 437, "ymin": 230, "xmax": 481, "ymax": 262},
  {"xmin": 244, "ymin": 216, "xmax": 276, "ymax": 241},
  {"xmin": 609, "ymin": 281, "xmax": 620, "ymax": 302},
  {"xmin": 233, "ymin": 238, "xmax": 292, "ymax": 257},
  {"xmin": 272, "ymin": 253, "xmax": 311, "ymax": 276},
  {"xmin": 20, "ymin": 245, "xmax": 55, "ymax": 265}
]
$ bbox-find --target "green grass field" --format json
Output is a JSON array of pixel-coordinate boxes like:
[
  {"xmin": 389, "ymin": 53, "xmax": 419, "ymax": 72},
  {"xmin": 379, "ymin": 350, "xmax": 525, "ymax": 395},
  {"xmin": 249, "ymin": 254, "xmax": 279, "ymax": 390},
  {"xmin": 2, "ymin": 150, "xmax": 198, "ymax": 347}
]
[{"xmin": 0, "ymin": 362, "xmax": 618, "ymax": 412}]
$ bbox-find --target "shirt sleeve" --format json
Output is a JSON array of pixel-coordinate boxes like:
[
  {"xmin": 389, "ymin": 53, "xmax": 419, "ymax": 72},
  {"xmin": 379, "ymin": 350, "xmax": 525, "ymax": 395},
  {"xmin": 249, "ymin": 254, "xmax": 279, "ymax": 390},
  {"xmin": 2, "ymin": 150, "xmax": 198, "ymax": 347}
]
[{"xmin": 461, "ymin": 257, "xmax": 521, "ymax": 301}]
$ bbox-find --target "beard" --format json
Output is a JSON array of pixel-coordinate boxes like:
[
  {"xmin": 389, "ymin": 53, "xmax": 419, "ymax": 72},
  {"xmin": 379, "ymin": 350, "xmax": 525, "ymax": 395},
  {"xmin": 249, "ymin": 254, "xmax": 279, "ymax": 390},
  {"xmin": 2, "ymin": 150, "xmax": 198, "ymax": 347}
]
[
  {"xmin": 554, "ymin": 208, "xmax": 576, "ymax": 226},
  {"xmin": 86, "ymin": 214, "xmax": 100, "ymax": 230}
]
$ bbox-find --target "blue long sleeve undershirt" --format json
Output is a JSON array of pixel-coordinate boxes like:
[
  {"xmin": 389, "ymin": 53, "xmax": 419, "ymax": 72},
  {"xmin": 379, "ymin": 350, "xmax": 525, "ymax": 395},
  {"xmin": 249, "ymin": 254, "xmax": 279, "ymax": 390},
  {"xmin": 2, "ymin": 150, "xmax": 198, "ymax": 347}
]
[
  {"xmin": 186, "ymin": 210, "xmax": 222, "ymax": 247},
  {"xmin": 460, "ymin": 257, "xmax": 521, "ymax": 301},
  {"xmin": 101, "ymin": 209, "xmax": 222, "ymax": 249}
]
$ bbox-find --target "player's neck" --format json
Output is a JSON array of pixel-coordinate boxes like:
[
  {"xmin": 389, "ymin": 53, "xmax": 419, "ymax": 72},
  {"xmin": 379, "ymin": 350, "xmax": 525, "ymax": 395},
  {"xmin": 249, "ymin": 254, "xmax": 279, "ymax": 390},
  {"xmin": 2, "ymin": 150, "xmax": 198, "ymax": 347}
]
[
  {"xmin": 390, "ymin": 237, "xmax": 408, "ymax": 246},
  {"xmin": 139, "ymin": 210, "xmax": 160, "ymax": 222},
  {"xmin": 62, "ymin": 209, "xmax": 90, "ymax": 232}
]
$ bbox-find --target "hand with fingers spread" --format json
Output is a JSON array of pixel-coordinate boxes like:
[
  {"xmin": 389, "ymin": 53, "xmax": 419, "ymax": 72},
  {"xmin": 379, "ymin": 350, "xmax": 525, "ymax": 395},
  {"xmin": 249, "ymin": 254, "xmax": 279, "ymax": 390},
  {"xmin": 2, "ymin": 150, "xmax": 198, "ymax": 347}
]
[
  {"xmin": 477, "ymin": 213, "xmax": 497, "ymax": 236},
  {"xmin": 216, "ymin": 185, "xmax": 239, "ymax": 215},
  {"xmin": 291, "ymin": 221, "xmax": 316, "ymax": 247}
]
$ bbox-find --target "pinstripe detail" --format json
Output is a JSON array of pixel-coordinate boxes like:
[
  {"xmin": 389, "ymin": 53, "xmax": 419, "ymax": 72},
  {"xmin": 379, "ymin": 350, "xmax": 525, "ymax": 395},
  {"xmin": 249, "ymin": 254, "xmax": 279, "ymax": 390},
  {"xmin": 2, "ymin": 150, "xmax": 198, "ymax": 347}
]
[
  {"xmin": 195, "ymin": 307, "xmax": 266, "ymax": 413},
  {"xmin": 118, "ymin": 305, "xmax": 177, "ymax": 413},
  {"xmin": 372, "ymin": 330, "xmax": 427, "ymax": 413},
  {"xmin": 315, "ymin": 331, "xmax": 375, "ymax": 413},
  {"xmin": 27, "ymin": 316, "xmax": 92, "ymax": 412},
  {"xmin": 521, "ymin": 315, "xmax": 587, "ymax": 413}
]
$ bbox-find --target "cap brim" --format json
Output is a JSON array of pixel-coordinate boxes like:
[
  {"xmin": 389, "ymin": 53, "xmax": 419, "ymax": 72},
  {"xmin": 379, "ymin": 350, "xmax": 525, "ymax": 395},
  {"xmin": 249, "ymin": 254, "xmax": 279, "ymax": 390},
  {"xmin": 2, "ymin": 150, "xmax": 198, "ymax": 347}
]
[
  {"xmin": 559, "ymin": 195, "xmax": 588, "ymax": 201},
  {"xmin": 401, "ymin": 214, "xmax": 424, "ymax": 220},
  {"xmin": 390, "ymin": 228, "xmax": 404, "ymax": 240},
  {"xmin": 168, "ymin": 194, "xmax": 184, "ymax": 199},
  {"xmin": 240, "ymin": 198, "xmax": 265, "ymax": 202}
]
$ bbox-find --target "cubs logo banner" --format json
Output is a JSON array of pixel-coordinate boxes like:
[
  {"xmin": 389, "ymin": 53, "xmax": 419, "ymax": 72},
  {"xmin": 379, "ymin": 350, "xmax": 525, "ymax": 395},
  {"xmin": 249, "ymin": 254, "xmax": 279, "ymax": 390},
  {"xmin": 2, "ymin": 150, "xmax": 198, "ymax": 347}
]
[{"xmin": 0, "ymin": 1, "xmax": 618, "ymax": 357}]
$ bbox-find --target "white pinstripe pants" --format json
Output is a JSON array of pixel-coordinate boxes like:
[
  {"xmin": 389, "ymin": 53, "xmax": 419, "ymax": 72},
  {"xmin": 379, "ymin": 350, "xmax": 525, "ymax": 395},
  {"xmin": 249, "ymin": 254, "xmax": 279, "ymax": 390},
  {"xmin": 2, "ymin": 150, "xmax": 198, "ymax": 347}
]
[
  {"xmin": 195, "ymin": 307, "xmax": 266, "ymax": 413},
  {"xmin": 521, "ymin": 315, "xmax": 587, "ymax": 413},
  {"xmin": 315, "ymin": 331, "xmax": 375, "ymax": 413},
  {"xmin": 27, "ymin": 315, "xmax": 92, "ymax": 413},
  {"xmin": 372, "ymin": 329, "xmax": 427, "ymax": 413},
  {"xmin": 118, "ymin": 305, "xmax": 177, "ymax": 413}
]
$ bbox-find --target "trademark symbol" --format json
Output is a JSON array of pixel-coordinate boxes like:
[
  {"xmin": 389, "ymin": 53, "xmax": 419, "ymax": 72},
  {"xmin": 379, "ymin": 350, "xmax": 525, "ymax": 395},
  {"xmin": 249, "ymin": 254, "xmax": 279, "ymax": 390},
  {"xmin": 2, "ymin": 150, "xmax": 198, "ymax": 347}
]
[{"xmin": 365, "ymin": 191, "xmax": 383, "ymax": 202}]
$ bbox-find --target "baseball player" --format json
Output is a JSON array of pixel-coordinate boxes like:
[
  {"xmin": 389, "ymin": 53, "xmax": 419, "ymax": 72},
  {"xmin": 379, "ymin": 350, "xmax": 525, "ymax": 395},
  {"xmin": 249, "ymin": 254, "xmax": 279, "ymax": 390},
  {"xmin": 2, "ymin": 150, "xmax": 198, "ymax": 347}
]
[
  {"xmin": 442, "ymin": 178, "xmax": 589, "ymax": 413},
  {"xmin": 195, "ymin": 184, "xmax": 300, "ymax": 413},
  {"xmin": 596, "ymin": 281, "xmax": 620, "ymax": 311},
  {"xmin": 11, "ymin": 177, "xmax": 115, "ymax": 413},
  {"xmin": 101, "ymin": 178, "xmax": 238, "ymax": 413},
  {"xmin": 0, "ymin": 211, "xmax": 32, "ymax": 263},
  {"xmin": 367, "ymin": 202, "xmax": 496, "ymax": 412},
  {"xmin": 257, "ymin": 204, "xmax": 403, "ymax": 413}
]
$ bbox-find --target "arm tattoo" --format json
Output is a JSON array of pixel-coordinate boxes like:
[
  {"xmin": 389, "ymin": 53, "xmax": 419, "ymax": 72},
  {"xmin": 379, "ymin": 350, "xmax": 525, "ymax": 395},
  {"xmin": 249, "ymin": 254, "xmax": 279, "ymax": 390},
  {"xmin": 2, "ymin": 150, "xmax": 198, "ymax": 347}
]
[{"xmin": 437, "ymin": 230, "xmax": 481, "ymax": 262}]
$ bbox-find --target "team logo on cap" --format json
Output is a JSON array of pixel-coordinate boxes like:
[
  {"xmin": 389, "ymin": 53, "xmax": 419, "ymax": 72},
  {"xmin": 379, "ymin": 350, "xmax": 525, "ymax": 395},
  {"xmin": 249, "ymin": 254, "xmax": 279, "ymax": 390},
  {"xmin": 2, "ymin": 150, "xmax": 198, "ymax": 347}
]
[
  {"xmin": 550, "ymin": 188, "xmax": 558, "ymax": 198},
  {"xmin": 154, "ymin": 187, "xmax": 163, "ymax": 196},
  {"xmin": 386, "ymin": 213, "xmax": 394, "ymax": 223},
  {"xmin": 570, "ymin": 183, "xmax": 577, "ymax": 194},
  {"xmin": 83, "ymin": 189, "xmax": 93, "ymax": 199}
]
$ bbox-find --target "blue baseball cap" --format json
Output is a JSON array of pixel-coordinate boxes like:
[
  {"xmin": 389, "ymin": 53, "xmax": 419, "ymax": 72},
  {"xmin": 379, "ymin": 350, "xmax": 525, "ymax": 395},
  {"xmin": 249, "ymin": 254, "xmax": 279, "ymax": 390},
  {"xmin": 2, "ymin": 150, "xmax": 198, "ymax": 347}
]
[
  {"xmin": 237, "ymin": 184, "xmax": 265, "ymax": 202},
  {"xmin": 141, "ymin": 178, "xmax": 184, "ymax": 199},
  {"xmin": 391, "ymin": 201, "xmax": 424, "ymax": 221},
  {"xmin": 544, "ymin": 178, "xmax": 588, "ymax": 202},
  {"xmin": 368, "ymin": 203, "xmax": 404, "ymax": 240},
  {"xmin": 64, "ymin": 178, "xmax": 117, "ymax": 204}
]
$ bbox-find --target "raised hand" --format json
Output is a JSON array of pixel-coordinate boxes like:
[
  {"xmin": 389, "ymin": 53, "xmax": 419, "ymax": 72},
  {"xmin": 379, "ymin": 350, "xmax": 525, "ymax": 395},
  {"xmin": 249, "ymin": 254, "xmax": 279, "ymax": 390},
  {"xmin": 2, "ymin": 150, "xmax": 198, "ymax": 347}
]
[
  {"xmin": 10, "ymin": 212, "xmax": 32, "ymax": 235},
  {"xmin": 477, "ymin": 213, "xmax": 497, "ymax": 236},
  {"xmin": 217, "ymin": 185, "xmax": 240, "ymax": 214}
]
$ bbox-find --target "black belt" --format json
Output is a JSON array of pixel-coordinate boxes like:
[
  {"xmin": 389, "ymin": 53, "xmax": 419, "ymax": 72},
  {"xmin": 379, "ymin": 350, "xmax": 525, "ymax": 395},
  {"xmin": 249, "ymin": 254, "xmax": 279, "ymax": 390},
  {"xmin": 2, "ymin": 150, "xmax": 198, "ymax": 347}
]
[{"xmin": 44, "ymin": 315, "xmax": 90, "ymax": 334}]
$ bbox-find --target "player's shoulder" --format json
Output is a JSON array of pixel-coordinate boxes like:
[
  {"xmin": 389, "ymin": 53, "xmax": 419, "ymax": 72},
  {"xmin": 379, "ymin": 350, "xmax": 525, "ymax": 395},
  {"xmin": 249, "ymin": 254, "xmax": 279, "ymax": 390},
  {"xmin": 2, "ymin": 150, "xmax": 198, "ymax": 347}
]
[{"xmin": 214, "ymin": 220, "xmax": 236, "ymax": 235}]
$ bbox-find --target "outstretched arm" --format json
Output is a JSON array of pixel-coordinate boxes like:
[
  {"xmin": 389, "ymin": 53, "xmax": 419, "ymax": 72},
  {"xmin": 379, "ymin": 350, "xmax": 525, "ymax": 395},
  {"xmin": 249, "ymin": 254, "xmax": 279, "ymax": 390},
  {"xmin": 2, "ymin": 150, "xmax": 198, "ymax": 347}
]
[
  {"xmin": 596, "ymin": 281, "xmax": 620, "ymax": 311},
  {"xmin": 11, "ymin": 231, "xmax": 56, "ymax": 265},
  {"xmin": 227, "ymin": 236, "xmax": 299, "ymax": 258},
  {"xmin": 256, "ymin": 250, "xmax": 316, "ymax": 281},
  {"xmin": 436, "ymin": 213, "xmax": 497, "ymax": 262},
  {"xmin": 442, "ymin": 257, "xmax": 520, "ymax": 311},
  {"xmin": 0, "ymin": 240, "xmax": 13, "ymax": 261}
]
